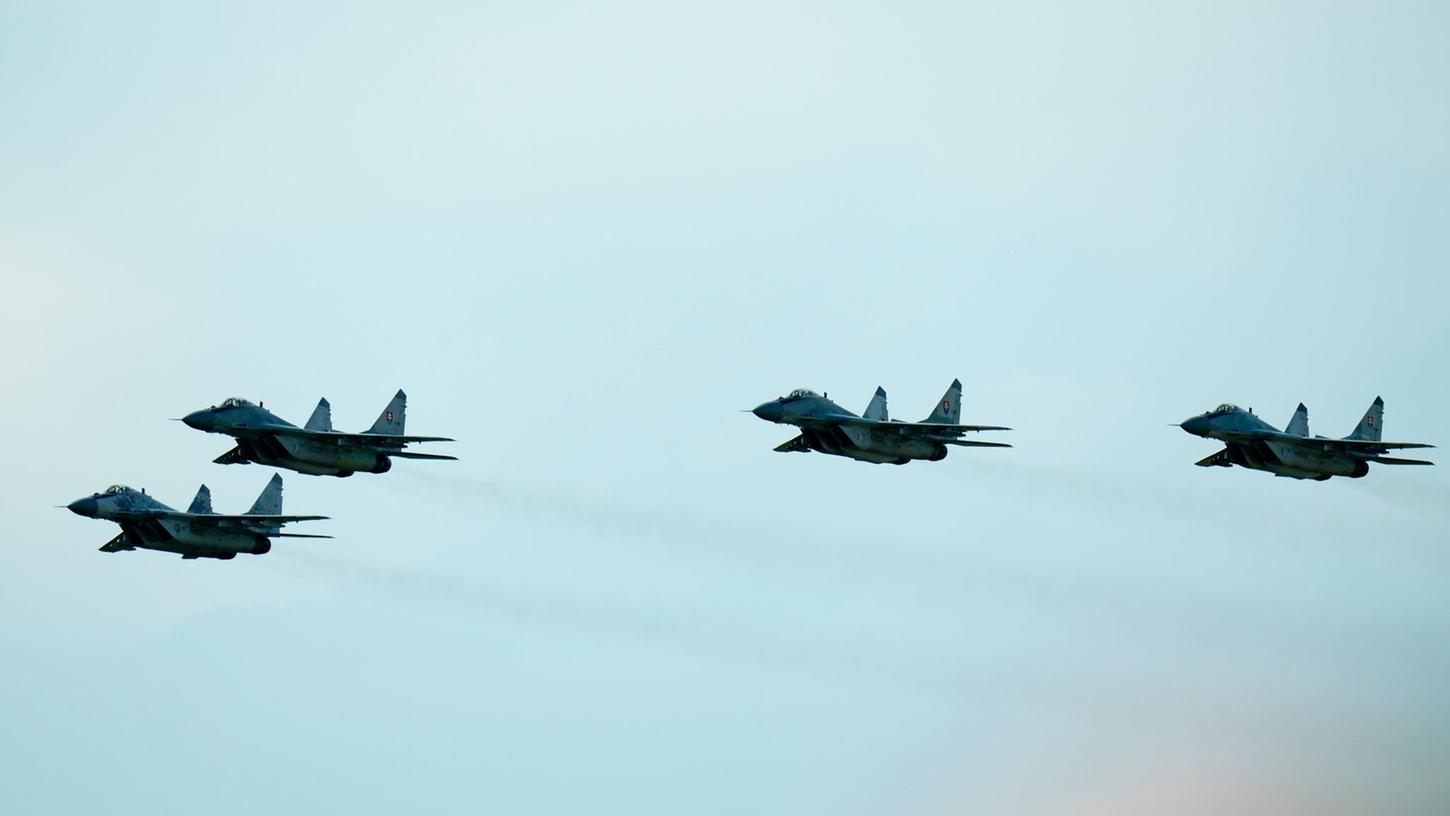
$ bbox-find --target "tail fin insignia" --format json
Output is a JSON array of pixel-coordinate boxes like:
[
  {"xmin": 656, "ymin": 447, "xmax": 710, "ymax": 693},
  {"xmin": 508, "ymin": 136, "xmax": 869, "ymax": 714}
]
[
  {"xmin": 923, "ymin": 379, "xmax": 963, "ymax": 424},
  {"xmin": 368, "ymin": 390, "xmax": 407, "ymax": 435},
  {"xmin": 1345, "ymin": 396, "xmax": 1384, "ymax": 442}
]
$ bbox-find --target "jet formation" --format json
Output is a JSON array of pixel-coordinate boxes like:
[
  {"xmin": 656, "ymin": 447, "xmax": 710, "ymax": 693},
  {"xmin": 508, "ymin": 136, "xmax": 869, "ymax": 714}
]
[
  {"xmin": 182, "ymin": 389, "xmax": 455, "ymax": 477},
  {"xmin": 61, "ymin": 382, "xmax": 1436, "ymax": 561},
  {"xmin": 65, "ymin": 473, "xmax": 327, "ymax": 560},
  {"xmin": 1179, "ymin": 397, "xmax": 1433, "ymax": 480},
  {"xmin": 751, "ymin": 379, "xmax": 1010, "ymax": 464},
  {"xmin": 63, "ymin": 388, "xmax": 455, "ymax": 559}
]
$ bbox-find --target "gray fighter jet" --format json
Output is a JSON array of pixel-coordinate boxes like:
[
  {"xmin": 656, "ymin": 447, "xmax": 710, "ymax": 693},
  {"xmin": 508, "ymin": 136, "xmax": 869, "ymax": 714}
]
[
  {"xmin": 64, "ymin": 473, "xmax": 328, "ymax": 560},
  {"xmin": 1179, "ymin": 397, "xmax": 1433, "ymax": 480},
  {"xmin": 182, "ymin": 390, "xmax": 455, "ymax": 477},
  {"xmin": 751, "ymin": 379, "xmax": 1011, "ymax": 464}
]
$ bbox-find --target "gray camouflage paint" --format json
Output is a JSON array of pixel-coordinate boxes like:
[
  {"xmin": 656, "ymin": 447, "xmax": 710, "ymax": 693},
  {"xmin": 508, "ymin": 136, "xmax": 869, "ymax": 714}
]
[
  {"xmin": 1179, "ymin": 397, "xmax": 1434, "ymax": 480},
  {"xmin": 64, "ymin": 473, "xmax": 327, "ymax": 560},
  {"xmin": 182, "ymin": 389, "xmax": 456, "ymax": 477},
  {"xmin": 751, "ymin": 379, "xmax": 1011, "ymax": 465}
]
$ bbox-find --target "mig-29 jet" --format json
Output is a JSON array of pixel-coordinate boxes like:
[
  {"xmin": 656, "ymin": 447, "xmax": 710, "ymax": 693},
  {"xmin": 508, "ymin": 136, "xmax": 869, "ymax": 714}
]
[
  {"xmin": 1179, "ymin": 396, "xmax": 1433, "ymax": 480},
  {"xmin": 64, "ymin": 473, "xmax": 328, "ymax": 560},
  {"xmin": 751, "ymin": 379, "xmax": 1010, "ymax": 464},
  {"xmin": 182, "ymin": 390, "xmax": 455, "ymax": 477}
]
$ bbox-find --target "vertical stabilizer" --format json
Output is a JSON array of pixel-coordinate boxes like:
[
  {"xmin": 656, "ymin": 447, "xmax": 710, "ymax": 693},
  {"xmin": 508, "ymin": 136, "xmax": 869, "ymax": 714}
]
[
  {"xmin": 1345, "ymin": 397, "xmax": 1384, "ymax": 442},
  {"xmin": 187, "ymin": 485, "xmax": 214, "ymax": 515},
  {"xmin": 305, "ymin": 398, "xmax": 333, "ymax": 432},
  {"xmin": 863, "ymin": 387, "xmax": 889, "ymax": 421},
  {"xmin": 367, "ymin": 390, "xmax": 407, "ymax": 435},
  {"xmin": 1284, "ymin": 403, "xmax": 1309, "ymax": 436},
  {"xmin": 247, "ymin": 473, "xmax": 284, "ymax": 516},
  {"xmin": 922, "ymin": 379, "xmax": 963, "ymax": 424}
]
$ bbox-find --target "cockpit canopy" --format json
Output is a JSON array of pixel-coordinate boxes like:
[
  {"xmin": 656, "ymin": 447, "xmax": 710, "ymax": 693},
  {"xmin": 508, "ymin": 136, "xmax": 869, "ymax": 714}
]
[
  {"xmin": 218, "ymin": 397, "xmax": 255, "ymax": 409},
  {"xmin": 1213, "ymin": 404, "xmax": 1241, "ymax": 414},
  {"xmin": 783, "ymin": 389, "xmax": 820, "ymax": 401},
  {"xmin": 104, "ymin": 485, "xmax": 133, "ymax": 495}
]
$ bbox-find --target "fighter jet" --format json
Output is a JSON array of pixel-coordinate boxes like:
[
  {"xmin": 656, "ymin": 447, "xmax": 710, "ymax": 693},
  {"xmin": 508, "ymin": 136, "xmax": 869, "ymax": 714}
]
[
  {"xmin": 751, "ymin": 379, "xmax": 1011, "ymax": 464},
  {"xmin": 1179, "ymin": 397, "xmax": 1433, "ymax": 480},
  {"xmin": 182, "ymin": 390, "xmax": 455, "ymax": 477},
  {"xmin": 64, "ymin": 473, "xmax": 328, "ymax": 560}
]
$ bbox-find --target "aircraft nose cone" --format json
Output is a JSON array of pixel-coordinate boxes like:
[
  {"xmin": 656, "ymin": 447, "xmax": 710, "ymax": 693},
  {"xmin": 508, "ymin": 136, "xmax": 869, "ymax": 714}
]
[
  {"xmin": 67, "ymin": 497, "xmax": 98, "ymax": 517},
  {"xmin": 1180, "ymin": 415, "xmax": 1210, "ymax": 436},
  {"xmin": 752, "ymin": 401, "xmax": 784, "ymax": 422},
  {"xmin": 181, "ymin": 410, "xmax": 213, "ymax": 431}
]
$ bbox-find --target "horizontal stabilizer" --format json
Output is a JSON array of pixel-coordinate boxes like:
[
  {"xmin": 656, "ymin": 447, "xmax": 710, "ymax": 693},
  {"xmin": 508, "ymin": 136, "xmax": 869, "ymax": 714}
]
[
  {"xmin": 388, "ymin": 451, "xmax": 459, "ymax": 461},
  {"xmin": 944, "ymin": 439, "xmax": 1012, "ymax": 448},
  {"xmin": 1366, "ymin": 456, "xmax": 1435, "ymax": 466}
]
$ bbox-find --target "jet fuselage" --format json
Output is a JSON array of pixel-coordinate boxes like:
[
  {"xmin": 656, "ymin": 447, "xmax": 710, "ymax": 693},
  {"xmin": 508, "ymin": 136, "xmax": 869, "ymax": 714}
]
[
  {"xmin": 184, "ymin": 400, "xmax": 392, "ymax": 477},
  {"xmin": 66, "ymin": 487, "xmax": 271, "ymax": 559},
  {"xmin": 753, "ymin": 392, "xmax": 947, "ymax": 465},
  {"xmin": 1180, "ymin": 405, "xmax": 1369, "ymax": 480}
]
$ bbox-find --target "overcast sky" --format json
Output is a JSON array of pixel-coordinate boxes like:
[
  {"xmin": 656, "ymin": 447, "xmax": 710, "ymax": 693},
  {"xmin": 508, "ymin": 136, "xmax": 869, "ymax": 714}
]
[{"xmin": 3, "ymin": 2, "xmax": 1448, "ymax": 813}]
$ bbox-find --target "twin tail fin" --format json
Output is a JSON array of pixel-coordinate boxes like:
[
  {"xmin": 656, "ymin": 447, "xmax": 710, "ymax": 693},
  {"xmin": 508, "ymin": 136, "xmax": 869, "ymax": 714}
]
[
  {"xmin": 367, "ymin": 390, "xmax": 407, "ymax": 435},
  {"xmin": 246, "ymin": 473, "xmax": 285, "ymax": 516},
  {"xmin": 1344, "ymin": 396, "xmax": 1384, "ymax": 442},
  {"xmin": 305, "ymin": 398, "xmax": 333, "ymax": 432},
  {"xmin": 1284, "ymin": 403, "xmax": 1309, "ymax": 437},
  {"xmin": 922, "ymin": 379, "xmax": 963, "ymax": 424},
  {"xmin": 863, "ymin": 387, "xmax": 889, "ymax": 421}
]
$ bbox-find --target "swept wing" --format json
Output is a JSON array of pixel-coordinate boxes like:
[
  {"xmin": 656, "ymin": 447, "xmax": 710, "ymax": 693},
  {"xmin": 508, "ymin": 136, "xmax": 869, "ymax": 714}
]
[
  {"xmin": 266, "ymin": 426, "xmax": 454, "ymax": 445},
  {"xmin": 1216, "ymin": 430, "xmax": 1432, "ymax": 453},
  {"xmin": 104, "ymin": 509, "xmax": 328, "ymax": 525},
  {"xmin": 796, "ymin": 415, "xmax": 1010, "ymax": 435}
]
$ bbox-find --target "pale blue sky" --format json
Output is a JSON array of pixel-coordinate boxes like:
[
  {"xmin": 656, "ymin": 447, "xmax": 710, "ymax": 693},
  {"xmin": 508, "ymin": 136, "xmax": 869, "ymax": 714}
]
[{"xmin": 2, "ymin": 2, "xmax": 1448, "ymax": 814}]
